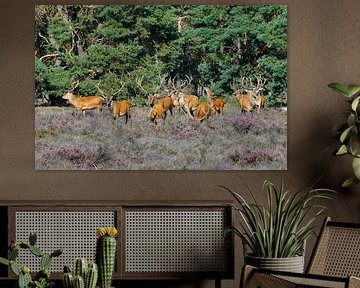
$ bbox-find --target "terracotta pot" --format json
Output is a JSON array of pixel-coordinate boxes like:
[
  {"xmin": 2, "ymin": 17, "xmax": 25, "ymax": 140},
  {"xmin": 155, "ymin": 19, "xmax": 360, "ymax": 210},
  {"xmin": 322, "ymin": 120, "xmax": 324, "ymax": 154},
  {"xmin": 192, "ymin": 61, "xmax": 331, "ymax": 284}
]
[{"xmin": 245, "ymin": 254, "xmax": 305, "ymax": 273}]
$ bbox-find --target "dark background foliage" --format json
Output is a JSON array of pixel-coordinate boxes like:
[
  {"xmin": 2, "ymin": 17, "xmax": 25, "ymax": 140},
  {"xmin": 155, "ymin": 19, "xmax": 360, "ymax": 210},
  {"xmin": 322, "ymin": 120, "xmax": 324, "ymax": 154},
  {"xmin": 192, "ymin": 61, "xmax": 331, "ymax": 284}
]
[{"xmin": 35, "ymin": 5, "xmax": 287, "ymax": 107}]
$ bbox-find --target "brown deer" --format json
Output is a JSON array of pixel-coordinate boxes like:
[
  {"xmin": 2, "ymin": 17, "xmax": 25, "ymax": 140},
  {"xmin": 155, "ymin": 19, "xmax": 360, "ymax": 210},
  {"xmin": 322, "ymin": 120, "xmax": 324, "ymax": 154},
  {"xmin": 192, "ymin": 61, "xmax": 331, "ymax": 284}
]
[
  {"xmin": 204, "ymin": 87, "xmax": 225, "ymax": 115},
  {"xmin": 195, "ymin": 102, "xmax": 211, "ymax": 122},
  {"xmin": 233, "ymin": 76, "xmax": 267, "ymax": 113},
  {"xmin": 62, "ymin": 80, "xmax": 105, "ymax": 116},
  {"xmin": 110, "ymin": 98, "xmax": 131, "ymax": 123},
  {"xmin": 171, "ymin": 76, "xmax": 199, "ymax": 118}
]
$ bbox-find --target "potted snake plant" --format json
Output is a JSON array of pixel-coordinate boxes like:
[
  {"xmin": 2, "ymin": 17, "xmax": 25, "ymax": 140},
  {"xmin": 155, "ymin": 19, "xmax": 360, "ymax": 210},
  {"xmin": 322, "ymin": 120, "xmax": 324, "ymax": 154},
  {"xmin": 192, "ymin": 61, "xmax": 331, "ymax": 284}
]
[
  {"xmin": 222, "ymin": 178, "xmax": 335, "ymax": 273},
  {"xmin": 328, "ymin": 83, "xmax": 360, "ymax": 187}
]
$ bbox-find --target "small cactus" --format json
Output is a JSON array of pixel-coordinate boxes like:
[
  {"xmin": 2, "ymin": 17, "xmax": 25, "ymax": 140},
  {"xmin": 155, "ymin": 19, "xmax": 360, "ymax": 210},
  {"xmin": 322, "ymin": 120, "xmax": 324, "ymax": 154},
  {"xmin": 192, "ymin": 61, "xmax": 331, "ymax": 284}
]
[
  {"xmin": 18, "ymin": 269, "xmax": 32, "ymax": 288},
  {"xmin": 63, "ymin": 272, "xmax": 74, "ymax": 288},
  {"xmin": 0, "ymin": 232, "xmax": 63, "ymax": 288},
  {"xmin": 63, "ymin": 259, "xmax": 98, "ymax": 288},
  {"xmin": 96, "ymin": 227, "xmax": 118, "ymax": 288},
  {"xmin": 74, "ymin": 258, "xmax": 88, "ymax": 280},
  {"xmin": 74, "ymin": 275, "xmax": 85, "ymax": 288},
  {"xmin": 85, "ymin": 262, "xmax": 98, "ymax": 288}
]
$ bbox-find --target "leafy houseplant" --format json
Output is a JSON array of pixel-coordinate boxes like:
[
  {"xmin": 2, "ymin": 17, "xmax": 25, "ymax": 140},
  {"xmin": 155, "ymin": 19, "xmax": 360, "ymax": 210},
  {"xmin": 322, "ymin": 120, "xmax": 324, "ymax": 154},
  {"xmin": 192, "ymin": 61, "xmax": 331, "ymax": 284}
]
[
  {"xmin": 222, "ymin": 179, "xmax": 334, "ymax": 272},
  {"xmin": 328, "ymin": 83, "xmax": 360, "ymax": 187}
]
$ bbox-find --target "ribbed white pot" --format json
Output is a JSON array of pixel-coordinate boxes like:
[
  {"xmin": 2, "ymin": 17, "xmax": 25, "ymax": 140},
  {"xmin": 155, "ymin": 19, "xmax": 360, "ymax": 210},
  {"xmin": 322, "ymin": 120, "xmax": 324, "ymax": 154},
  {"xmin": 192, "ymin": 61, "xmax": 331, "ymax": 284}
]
[{"xmin": 245, "ymin": 254, "xmax": 305, "ymax": 273}]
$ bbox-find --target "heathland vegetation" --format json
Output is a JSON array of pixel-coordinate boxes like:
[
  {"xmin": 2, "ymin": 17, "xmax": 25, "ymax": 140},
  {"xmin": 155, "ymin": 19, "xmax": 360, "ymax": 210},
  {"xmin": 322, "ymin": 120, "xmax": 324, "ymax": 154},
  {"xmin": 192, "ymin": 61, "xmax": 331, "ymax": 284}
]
[{"xmin": 35, "ymin": 5, "xmax": 287, "ymax": 170}]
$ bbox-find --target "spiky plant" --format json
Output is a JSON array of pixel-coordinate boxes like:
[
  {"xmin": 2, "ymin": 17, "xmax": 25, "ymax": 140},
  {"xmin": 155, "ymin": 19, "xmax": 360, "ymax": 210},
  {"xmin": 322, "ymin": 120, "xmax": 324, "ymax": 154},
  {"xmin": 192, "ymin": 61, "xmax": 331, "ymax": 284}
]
[
  {"xmin": 222, "ymin": 179, "xmax": 335, "ymax": 258},
  {"xmin": 96, "ymin": 227, "xmax": 118, "ymax": 288},
  {"xmin": 0, "ymin": 232, "xmax": 63, "ymax": 288}
]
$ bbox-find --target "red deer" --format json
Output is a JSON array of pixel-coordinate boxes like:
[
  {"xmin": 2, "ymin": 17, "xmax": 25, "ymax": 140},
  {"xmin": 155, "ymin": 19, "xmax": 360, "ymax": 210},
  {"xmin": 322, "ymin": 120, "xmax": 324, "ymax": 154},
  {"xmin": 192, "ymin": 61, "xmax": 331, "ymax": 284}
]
[
  {"xmin": 233, "ymin": 76, "xmax": 267, "ymax": 113},
  {"xmin": 149, "ymin": 102, "xmax": 166, "ymax": 125},
  {"xmin": 62, "ymin": 81, "xmax": 104, "ymax": 116},
  {"xmin": 148, "ymin": 94, "xmax": 174, "ymax": 120},
  {"xmin": 195, "ymin": 102, "xmax": 211, "ymax": 122},
  {"xmin": 178, "ymin": 93, "xmax": 199, "ymax": 117},
  {"xmin": 255, "ymin": 95, "xmax": 266, "ymax": 113},
  {"xmin": 172, "ymin": 76, "xmax": 199, "ymax": 117},
  {"xmin": 110, "ymin": 99, "xmax": 131, "ymax": 123},
  {"xmin": 204, "ymin": 87, "xmax": 225, "ymax": 115}
]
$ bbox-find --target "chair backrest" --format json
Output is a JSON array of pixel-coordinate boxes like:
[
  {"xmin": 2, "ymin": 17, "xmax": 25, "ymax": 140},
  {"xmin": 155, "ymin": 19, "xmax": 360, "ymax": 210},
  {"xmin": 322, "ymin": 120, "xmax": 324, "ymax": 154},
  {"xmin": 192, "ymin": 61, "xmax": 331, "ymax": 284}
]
[{"xmin": 307, "ymin": 217, "xmax": 360, "ymax": 277}]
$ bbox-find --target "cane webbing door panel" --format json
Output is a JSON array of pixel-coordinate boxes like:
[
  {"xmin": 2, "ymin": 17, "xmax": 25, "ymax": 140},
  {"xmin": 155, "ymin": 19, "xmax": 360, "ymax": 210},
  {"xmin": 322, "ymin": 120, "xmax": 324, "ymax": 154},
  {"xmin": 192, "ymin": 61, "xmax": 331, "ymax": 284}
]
[
  {"xmin": 123, "ymin": 207, "xmax": 233, "ymax": 278},
  {"xmin": 9, "ymin": 206, "xmax": 118, "ymax": 276}
]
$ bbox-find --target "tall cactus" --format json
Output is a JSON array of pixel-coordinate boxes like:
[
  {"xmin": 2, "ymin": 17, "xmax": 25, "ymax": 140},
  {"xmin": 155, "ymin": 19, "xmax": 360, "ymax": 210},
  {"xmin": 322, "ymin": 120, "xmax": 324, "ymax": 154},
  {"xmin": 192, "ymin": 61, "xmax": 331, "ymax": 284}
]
[{"xmin": 96, "ymin": 227, "xmax": 118, "ymax": 288}]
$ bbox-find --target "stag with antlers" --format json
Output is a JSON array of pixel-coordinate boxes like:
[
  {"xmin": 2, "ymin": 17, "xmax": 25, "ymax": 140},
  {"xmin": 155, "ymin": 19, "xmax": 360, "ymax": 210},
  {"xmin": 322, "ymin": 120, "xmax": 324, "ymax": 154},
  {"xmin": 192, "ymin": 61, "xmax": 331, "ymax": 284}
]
[
  {"xmin": 136, "ymin": 75, "xmax": 175, "ymax": 122},
  {"xmin": 62, "ymin": 80, "xmax": 105, "ymax": 116},
  {"xmin": 232, "ymin": 76, "xmax": 267, "ymax": 113},
  {"xmin": 171, "ymin": 75, "xmax": 199, "ymax": 118},
  {"xmin": 204, "ymin": 87, "xmax": 225, "ymax": 115}
]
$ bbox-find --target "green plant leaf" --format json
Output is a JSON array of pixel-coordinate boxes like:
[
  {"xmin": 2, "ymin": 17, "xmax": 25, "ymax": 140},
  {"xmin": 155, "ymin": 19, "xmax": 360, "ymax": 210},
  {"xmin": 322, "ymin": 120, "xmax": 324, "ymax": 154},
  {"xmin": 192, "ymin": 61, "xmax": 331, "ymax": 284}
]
[
  {"xmin": 351, "ymin": 96, "xmax": 360, "ymax": 111},
  {"xmin": 336, "ymin": 145, "xmax": 348, "ymax": 155},
  {"xmin": 347, "ymin": 85, "xmax": 360, "ymax": 97},
  {"xmin": 328, "ymin": 83, "xmax": 352, "ymax": 97},
  {"xmin": 342, "ymin": 177, "xmax": 360, "ymax": 187},
  {"xmin": 340, "ymin": 126, "xmax": 353, "ymax": 143},
  {"xmin": 352, "ymin": 157, "xmax": 360, "ymax": 179},
  {"xmin": 0, "ymin": 257, "xmax": 9, "ymax": 266}
]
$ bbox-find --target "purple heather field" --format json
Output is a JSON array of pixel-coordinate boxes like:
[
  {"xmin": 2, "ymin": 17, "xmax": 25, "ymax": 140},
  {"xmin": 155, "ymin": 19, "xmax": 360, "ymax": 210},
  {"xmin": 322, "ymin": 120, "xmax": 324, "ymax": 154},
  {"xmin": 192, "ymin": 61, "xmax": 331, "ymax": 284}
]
[{"xmin": 35, "ymin": 104, "xmax": 287, "ymax": 170}]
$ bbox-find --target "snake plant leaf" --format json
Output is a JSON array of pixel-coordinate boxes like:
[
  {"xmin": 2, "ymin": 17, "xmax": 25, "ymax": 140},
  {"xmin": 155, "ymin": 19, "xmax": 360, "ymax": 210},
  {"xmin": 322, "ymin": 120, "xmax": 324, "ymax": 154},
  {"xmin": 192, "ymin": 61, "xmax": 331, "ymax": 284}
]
[{"xmin": 352, "ymin": 157, "xmax": 360, "ymax": 180}]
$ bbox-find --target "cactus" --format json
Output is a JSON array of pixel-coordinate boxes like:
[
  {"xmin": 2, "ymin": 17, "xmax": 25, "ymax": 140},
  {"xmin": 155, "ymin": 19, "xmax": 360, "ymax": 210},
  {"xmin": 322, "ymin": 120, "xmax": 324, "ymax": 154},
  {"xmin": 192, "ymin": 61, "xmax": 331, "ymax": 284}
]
[
  {"xmin": 63, "ymin": 259, "xmax": 98, "ymax": 288},
  {"xmin": 96, "ymin": 227, "xmax": 118, "ymax": 288},
  {"xmin": 74, "ymin": 258, "xmax": 87, "ymax": 279},
  {"xmin": 0, "ymin": 232, "xmax": 63, "ymax": 288},
  {"xmin": 85, "ymin": 262, "xmax": 98, "ymax": 288},
  {"xmin": 63, "ymin": 272, "xmax": 74, "ymax": 288},
  {"xmin": 73, "ymin": 275, "xmax": 85, "ymax": 288},
  {"xmin": 40, "ymin": 253, "xmax": 52, "ymax": 270},
  {"xmin": 29, "ymin": 232, "xmax": 37, "ymax": 246},
  {"xmin": 18, "ymin": 269, "xmax": 32, "ymax": 288}
]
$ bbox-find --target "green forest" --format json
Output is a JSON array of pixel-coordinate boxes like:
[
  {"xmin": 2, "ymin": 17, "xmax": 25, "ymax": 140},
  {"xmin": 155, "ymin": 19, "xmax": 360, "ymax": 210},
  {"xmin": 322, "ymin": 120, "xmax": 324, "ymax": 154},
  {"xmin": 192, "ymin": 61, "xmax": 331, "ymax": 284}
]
[{"xmin": 35, "ymin": 5, "xmax": 287, "ymax": 107}]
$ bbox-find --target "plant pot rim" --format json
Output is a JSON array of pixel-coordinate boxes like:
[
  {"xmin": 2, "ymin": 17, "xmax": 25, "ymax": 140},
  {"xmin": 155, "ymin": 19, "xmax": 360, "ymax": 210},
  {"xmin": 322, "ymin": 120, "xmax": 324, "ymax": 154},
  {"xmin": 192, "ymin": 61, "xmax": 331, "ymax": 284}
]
[{"xmin": 245, "ymin": 253, "xmax": 304, "ymax": 259}]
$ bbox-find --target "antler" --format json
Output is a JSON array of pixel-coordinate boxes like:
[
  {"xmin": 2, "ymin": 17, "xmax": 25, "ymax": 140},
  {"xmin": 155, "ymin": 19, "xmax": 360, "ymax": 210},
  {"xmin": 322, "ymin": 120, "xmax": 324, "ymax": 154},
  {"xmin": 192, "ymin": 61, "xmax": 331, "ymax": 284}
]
[
  {"xmin": 136, "ymin": 76, "xmax": 149, "ymax": 95},
  {"xmin": 69, "ymin": 80, "xmax": 80, "ymax": 92},
  {"xmin": 254, "ymin": 75, "xmax": 267, "ymax": 93}
]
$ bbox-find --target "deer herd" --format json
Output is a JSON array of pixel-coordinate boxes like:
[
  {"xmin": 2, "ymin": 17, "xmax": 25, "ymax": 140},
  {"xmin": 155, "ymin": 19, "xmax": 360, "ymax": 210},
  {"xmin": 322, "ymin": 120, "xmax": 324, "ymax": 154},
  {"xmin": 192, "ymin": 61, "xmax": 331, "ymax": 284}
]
[{"xmin": 61, "ymin": 75, "xmax": 268, "ymax": 125}]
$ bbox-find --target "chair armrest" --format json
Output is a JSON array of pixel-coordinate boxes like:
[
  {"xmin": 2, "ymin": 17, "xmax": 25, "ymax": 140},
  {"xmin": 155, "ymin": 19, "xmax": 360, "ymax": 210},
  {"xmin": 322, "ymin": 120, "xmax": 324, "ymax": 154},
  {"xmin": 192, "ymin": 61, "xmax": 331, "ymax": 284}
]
[
  {"xmin": 349, "ymin": 276, "xmax": 360, "ymax": 288},
  {"xmin": 240, "ymin": 265, "xmax": 351, "ymax": 288},
  {"xmin": 240, "ymin": 265, "xmax": 296, "ymax": 288}
]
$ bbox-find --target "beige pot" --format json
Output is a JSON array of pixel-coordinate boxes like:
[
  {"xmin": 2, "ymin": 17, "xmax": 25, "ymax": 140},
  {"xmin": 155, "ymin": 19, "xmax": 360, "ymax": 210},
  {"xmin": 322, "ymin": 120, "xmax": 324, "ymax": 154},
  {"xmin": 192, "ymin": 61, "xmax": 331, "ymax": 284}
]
[{"xmin": 245, "ymin": 254, "xmax": 305, "ymax": 273}]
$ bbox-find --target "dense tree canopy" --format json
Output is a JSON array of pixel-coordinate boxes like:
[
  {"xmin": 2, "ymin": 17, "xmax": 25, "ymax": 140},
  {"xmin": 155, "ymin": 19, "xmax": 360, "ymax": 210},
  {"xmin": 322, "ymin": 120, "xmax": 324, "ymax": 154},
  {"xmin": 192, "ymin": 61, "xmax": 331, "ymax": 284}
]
[{"xmin": 35, "ymin": 5, "xmax": 287, "ymax": 107}]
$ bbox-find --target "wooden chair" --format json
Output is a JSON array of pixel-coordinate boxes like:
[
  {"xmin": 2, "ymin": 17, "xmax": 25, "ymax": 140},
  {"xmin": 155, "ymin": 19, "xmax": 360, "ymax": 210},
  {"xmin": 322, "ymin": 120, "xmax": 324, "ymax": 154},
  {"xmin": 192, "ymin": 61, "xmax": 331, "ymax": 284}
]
[{"xmin": 241, "ymin": 217, "xmax": 360, "ymax": 288}]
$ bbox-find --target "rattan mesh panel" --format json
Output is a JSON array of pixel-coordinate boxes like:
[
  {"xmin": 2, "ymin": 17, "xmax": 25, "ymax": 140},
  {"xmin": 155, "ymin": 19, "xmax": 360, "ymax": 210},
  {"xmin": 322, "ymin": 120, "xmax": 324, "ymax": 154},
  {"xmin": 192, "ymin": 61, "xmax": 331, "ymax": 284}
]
[
  {"xmin": 277, "ymin": 275, "xmax": 345, "ymax": 288},
  {"xmin": 309, "ymin": 226, "xmax": 360, "ymax": 277},
  {"xmin": 15, "ymin": 211, "xmax": 115, "ymax": 272},
  {"xmin": 125, "ymin": 210, "xmax": 227, "ymax": 273}
]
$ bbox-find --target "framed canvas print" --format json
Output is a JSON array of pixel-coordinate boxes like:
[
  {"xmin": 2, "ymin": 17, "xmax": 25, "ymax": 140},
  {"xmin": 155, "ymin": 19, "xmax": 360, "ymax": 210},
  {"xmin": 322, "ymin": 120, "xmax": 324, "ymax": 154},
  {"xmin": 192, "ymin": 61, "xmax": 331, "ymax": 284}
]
[{"xmin": 35, "ymin": 4, "xmax": 287, "ymax": 170}]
